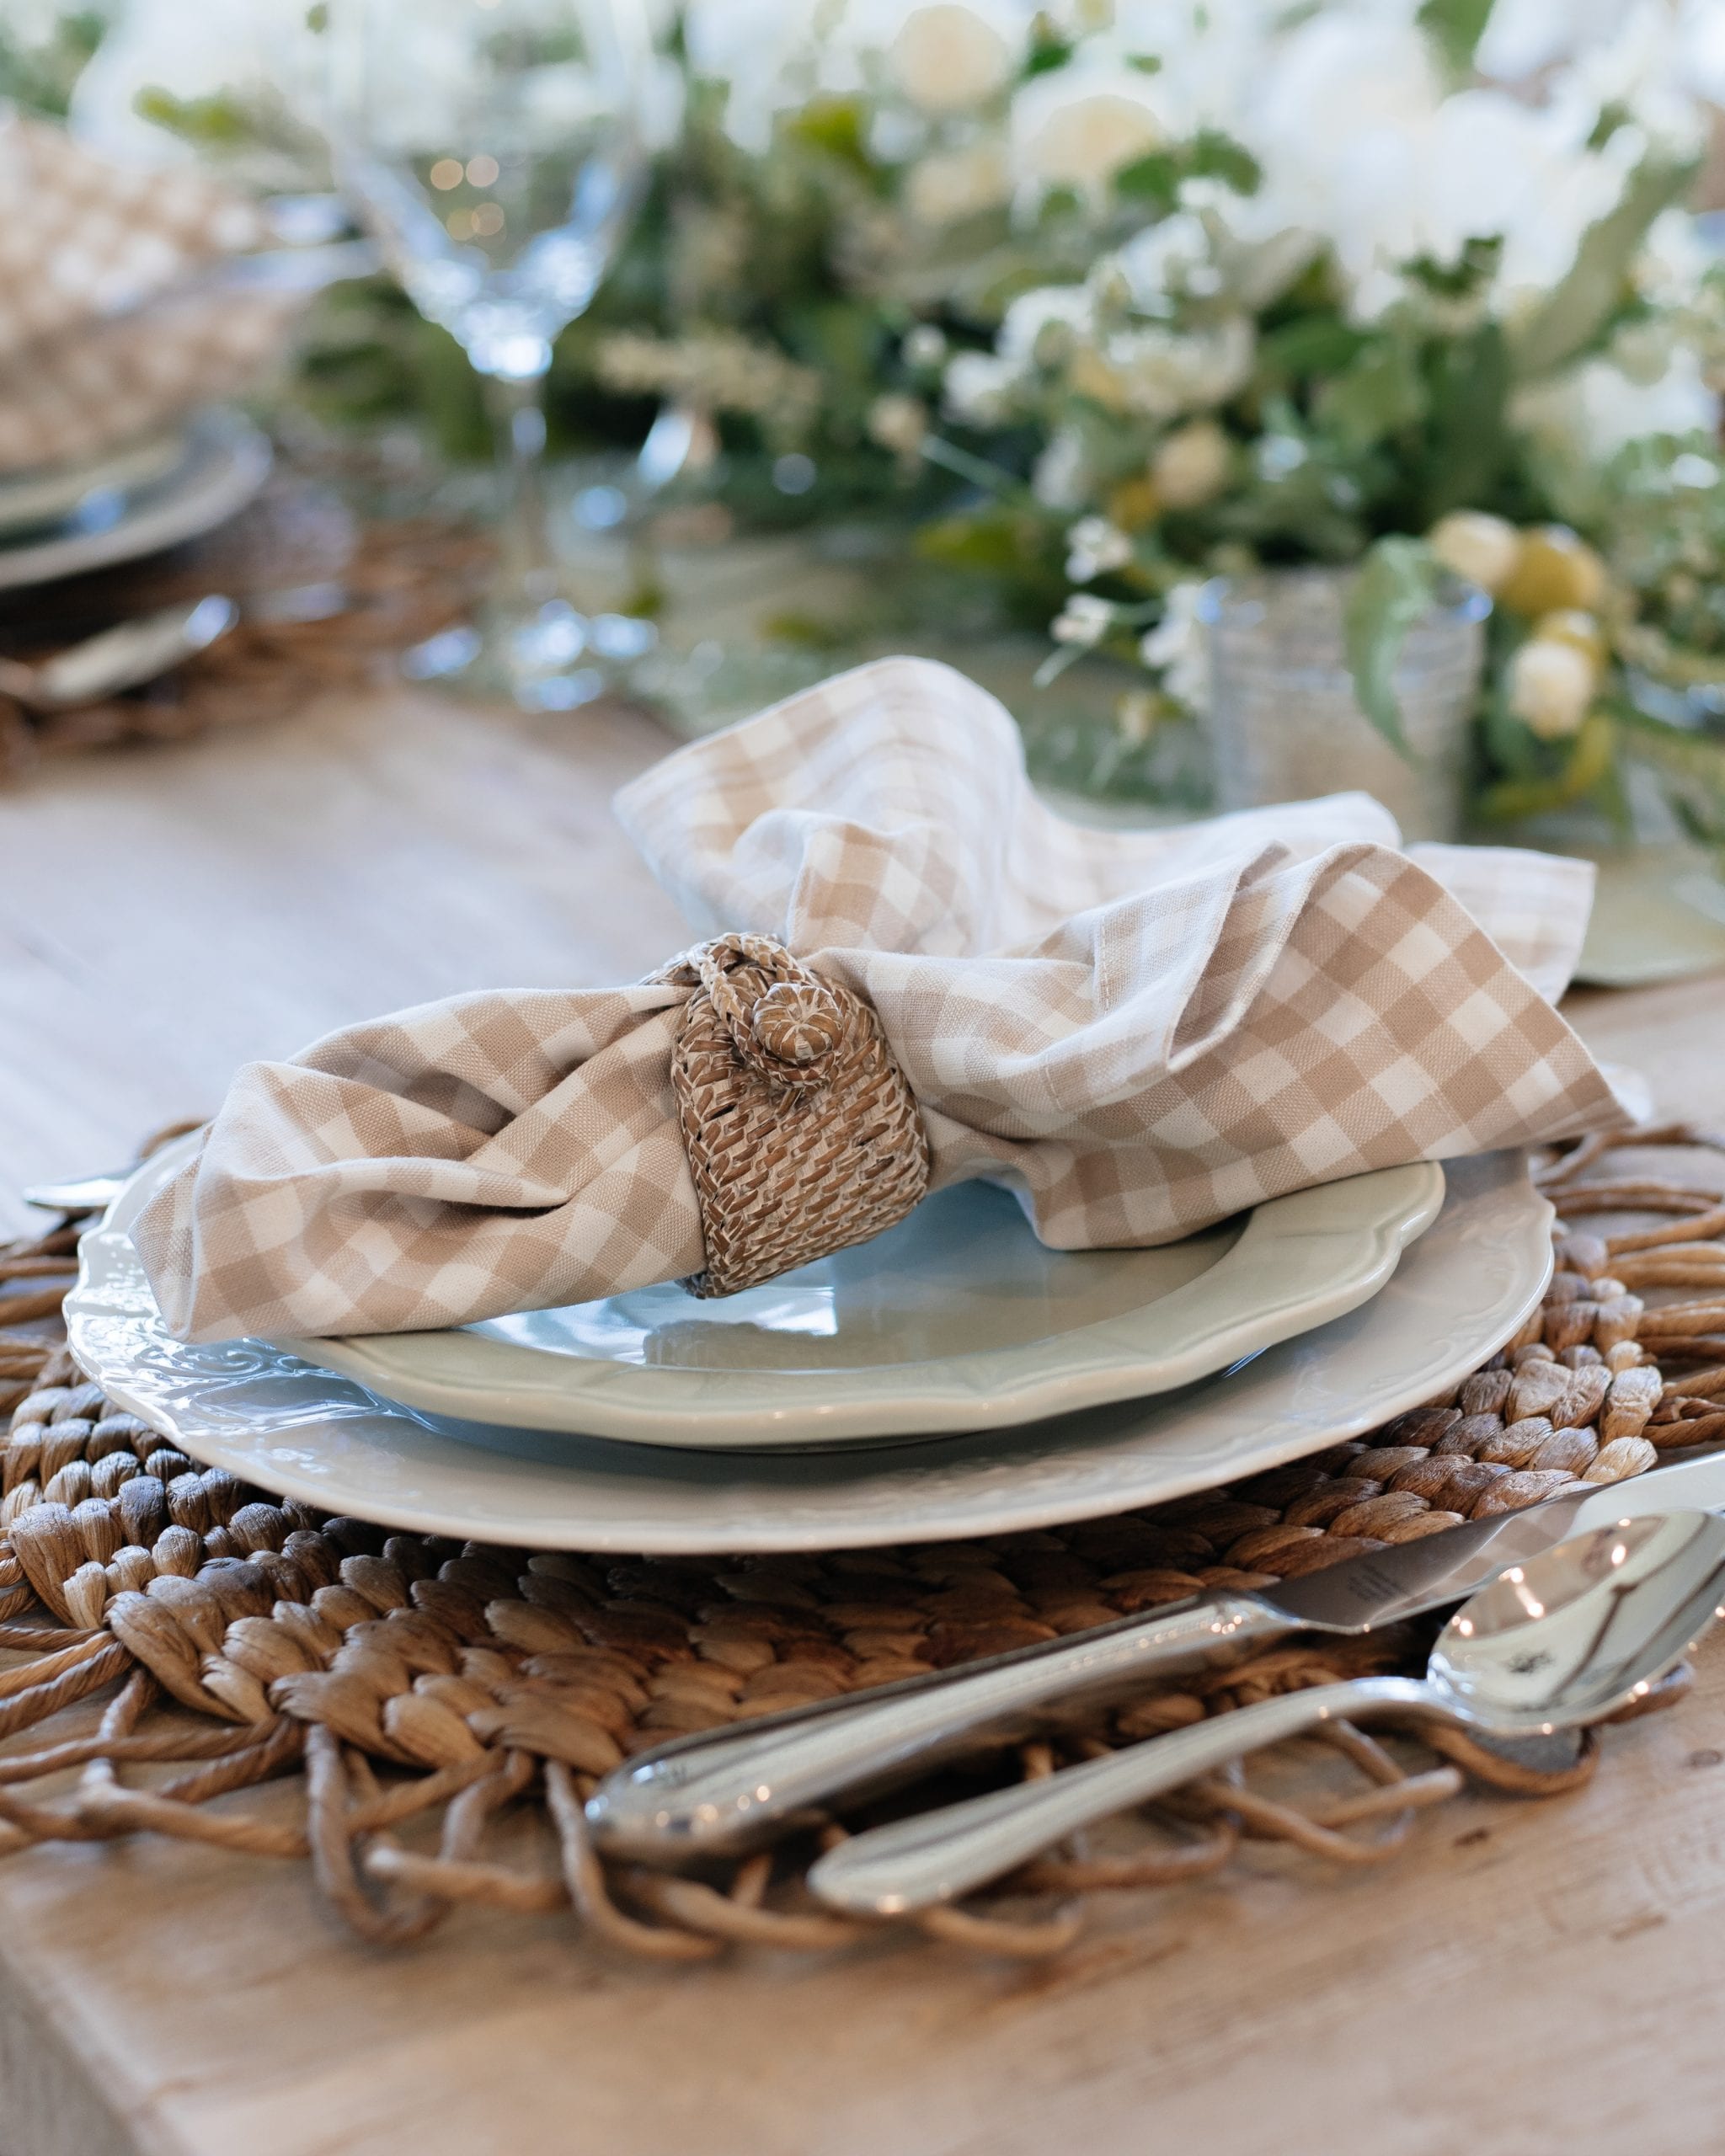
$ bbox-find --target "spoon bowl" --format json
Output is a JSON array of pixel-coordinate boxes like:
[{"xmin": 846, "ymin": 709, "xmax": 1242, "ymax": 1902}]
[{"xmin": 810, "ymin": 1511, "xmax": 1725, "ymax": 1918}]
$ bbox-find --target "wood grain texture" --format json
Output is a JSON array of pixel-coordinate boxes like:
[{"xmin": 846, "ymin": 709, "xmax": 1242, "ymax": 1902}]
[{"xmin": 0, "ymin": 689, "xmax": 1721, "ymax": 2156}]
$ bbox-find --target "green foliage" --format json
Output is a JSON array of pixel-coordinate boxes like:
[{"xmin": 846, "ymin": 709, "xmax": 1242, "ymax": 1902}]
[
  {"xmin": 1343, "ymin": 536, "xmax": 1440, "ymax": 753},
  {"xmin": 1416, "ymin": 0, "xmax": 1494, "ymax": 77},
  {"xmin": 1510, "ymin": 153, "xmax": 1698, "ymax": 379},
  {"xmin": 1114, "ymin": 128, "xmax": 1260, "ymax": 211},
  {"xmin": 1476, "ymin": 709, "xmax": 1618, "ymax": 825},
  {"xmin": 1314, "ymin": 335, "xmax": 1426, "ymax": 451},
  {"xmin": 132, "ymin": 87, "xmax": 256, "ymax": 147},
  {"xmin": 0, "ymin": 10, "xmax": 102, "ymax": 116}
]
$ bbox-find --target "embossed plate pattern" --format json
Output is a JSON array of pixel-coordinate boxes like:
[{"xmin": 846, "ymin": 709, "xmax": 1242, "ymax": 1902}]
[{"xmin": 64, "ymin": 1150, "xmax": 1551, "ymax": 1553}]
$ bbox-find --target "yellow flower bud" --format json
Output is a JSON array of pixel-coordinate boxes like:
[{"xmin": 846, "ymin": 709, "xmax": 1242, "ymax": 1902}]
[
  {"xmin": 1508, "ymin": 638, "xmax": 1594, "ymax": 740},
  {"xmin": 1530, "ymin": 609, "xmax": 1606, "ymax": 671},
  {"xmin": 1151, "ymin": 419, "xmax": 1232, "ymax": 510},
  {"xmin": 1427, "ymin": 510, "xmax": 1521, "ymax": 594},
  {"xmin": 1068, "ymin": 347, "xmax": 1130, "ymax": 411},
  {"xmin": 1497, "ymin": 526, "xmax": 1607, "ymax": 616}
]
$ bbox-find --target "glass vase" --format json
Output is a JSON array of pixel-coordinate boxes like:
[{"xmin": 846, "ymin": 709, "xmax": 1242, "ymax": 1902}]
[{"xmin": 1199, "ymin": 567, "xmax": 1489, "ymax": 841}]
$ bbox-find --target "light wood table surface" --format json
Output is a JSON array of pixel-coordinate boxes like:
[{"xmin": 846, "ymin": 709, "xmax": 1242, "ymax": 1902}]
[{"xmin": 0, "ymin": 689, "xmax": 1722, "ymax": 2156}]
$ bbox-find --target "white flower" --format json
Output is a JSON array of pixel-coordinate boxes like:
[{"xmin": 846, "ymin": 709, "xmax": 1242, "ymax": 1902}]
[
  {"xmin": 1508, "ymin": 638, "xmax": 1595, "ymax": 740},
  {"xmin": 1514, "ymin": 348, "xmax": 1722, "ymax": 467},
  {"xmin": 904, "ymin": 143, "xmax": 1012, "ymax": 224},
  {"xmin": 998, "ymin": 284, "xmax": 1095, "ymax": 366},
  {"xmin": 1086, "ymin": 315, "xmax": 1254, "ymax": 422},
  {"xmin": 942, "ymin": 350, "xmax": 1019, "ymax": 425},
  {"xmin": 902, "ymin": 323, "xmax": 948, "ymax": 369},
  {"xmin": 1052, "ymin": 593, "xmax": 1116, "ymax": 645},
  {"xmin": 886, "ymin": 2, "xmax": 1017, "ymax": 113},
  {"xmin": 1151, "ymin": 419, "xmax": 1231, "ymax": 509},
  {"xmin": 1065, "ymin": 515, "xmax": 1134, "ymax": 581},
  {"xmin": 1030, "ymin": 426, "xmax": 1090, "ymax": 510},
  {"xmin": 1010, "ymin": 61, "xmax": 1166, "ymax": 199},
  {"xmin": 1113, "ymin": 213, "xmax": 1221, "ymax": 313},
  {"xmin": 70, "ymin": 0, "xmax": 324, "ymax": 164},
  {"xmin": 868, "ymin": 392, "xmax": 928, "ymax": 456},
  {"xmin": 1138, "ymin": 579, "xmax": 1210, "ymax": 713},
  {"xmin": 1428, "ymin": 511, "xmax": 1522, "ymax": 595}
]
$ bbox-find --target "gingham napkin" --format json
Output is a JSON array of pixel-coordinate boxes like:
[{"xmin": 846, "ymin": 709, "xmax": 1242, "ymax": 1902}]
[
  {"xmin": 0, "ymin": 116, "xmax": 292, "ymax": 475},
  {"xmin": 134, "ymin": 655, "xmax": 1628, "ymax": 1343}
]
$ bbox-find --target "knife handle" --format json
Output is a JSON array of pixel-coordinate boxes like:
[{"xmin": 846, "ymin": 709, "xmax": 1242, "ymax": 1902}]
[{"xmin": 584, "ymin": 1592, "xmax": 1293, "ymax": 1860}]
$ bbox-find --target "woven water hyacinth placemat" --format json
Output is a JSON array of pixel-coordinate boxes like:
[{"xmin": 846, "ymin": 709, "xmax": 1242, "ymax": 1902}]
[
  {"xmin": 0, "ymin": 476, "xmax": 488, "ymax": 784},
  {"xmin": 0, "ymin": 1125, "xmax": 1723, "ymax": 1961}
]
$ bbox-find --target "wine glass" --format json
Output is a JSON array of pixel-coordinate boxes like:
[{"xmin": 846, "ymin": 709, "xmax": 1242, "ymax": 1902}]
[{"xmin": 327, "ymin": 0, "xmax": 660, "ymax": 709}]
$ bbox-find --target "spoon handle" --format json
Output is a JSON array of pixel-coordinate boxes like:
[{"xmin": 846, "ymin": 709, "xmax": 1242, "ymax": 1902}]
[{"xmin": 809, "ymin": 1673, "xmax": 1436, "ymax": 1917}]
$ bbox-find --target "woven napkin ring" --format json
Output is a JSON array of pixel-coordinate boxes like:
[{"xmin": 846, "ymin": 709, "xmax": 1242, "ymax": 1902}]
[{"xmin": 652, "ymin": 932, "xmax": 932, "ymax": 1299}]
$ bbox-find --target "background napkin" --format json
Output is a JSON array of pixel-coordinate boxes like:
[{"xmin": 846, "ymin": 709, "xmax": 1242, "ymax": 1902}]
[
  {"xmin": 135, "ymin": 655, "xmax": 1627, "ymax": 1343},
  {"xmin": 0, "ymin": 115, "xmax": 294, "ymax": 474}
]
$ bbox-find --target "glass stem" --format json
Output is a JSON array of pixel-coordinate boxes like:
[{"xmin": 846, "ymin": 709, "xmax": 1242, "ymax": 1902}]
[{"xmin": 483, "ymin": 364, "xmax": 561, "ymax": 617}]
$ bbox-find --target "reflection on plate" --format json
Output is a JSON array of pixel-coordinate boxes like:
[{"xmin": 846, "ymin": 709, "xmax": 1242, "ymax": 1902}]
[
  {"xmin": 0, "ymin": 409, "xmax": 271, "ymax": 592},
  {"xmin": 0, "ymin": 433, "xmax": 184, "ymax": 542},
  {"xmin": 64, "ymin": 1151, "xmax": 1553, "ymax": 1552},
  {"xmin": 283, "ymin": 1161, "xmax": 1444, "ymax": 1449}
]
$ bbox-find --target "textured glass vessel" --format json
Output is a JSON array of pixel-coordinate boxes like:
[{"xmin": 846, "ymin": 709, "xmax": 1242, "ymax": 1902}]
[{"xmin": 1200, "ymin": 568, "xmax": 1489, "ymax": 841}]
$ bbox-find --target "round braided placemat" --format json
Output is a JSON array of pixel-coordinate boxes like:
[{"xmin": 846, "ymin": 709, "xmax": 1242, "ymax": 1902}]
[
  {"xmin": 0, "ymin": 1126, "xmax": 1722, "ymax": 1959},
  {"xmin": 0, "ymin": 480, "xmax": 487, "ymax": 784}
]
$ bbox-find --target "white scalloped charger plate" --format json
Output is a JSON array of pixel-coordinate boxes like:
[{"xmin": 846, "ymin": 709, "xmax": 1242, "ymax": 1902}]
[
  {"xmin": 64, "ymin": 1151, "xmax": 1551, "ymax": 1551},
  {"xmin": 0, "ymin": 409, "xmax": 271, "ymax": 592},
  {"xmin": 278, "ymin": 1158, "xmax": 1444, "ymax": 1449}
]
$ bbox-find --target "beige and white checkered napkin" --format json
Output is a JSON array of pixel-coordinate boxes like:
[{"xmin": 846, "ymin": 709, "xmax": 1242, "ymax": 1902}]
[
  {"xmin": 0, "ymin": 115, "xmax": 291, "ymax": 475},
  {"xmin": 134, "ymin": 655, "xmax": 1629, "ymax": 1343}
]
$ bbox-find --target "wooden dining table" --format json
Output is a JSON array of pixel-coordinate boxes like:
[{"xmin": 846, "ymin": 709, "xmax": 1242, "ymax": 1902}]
[{"xmin": 1, "ymin": 685, "xmax": 1722, "ymax": 2156}]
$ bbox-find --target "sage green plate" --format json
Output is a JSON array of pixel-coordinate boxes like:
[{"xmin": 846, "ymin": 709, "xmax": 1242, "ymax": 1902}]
[{"xmin": 278, "ymin": 1162, "xmax": 1445, "ymax": 1452}]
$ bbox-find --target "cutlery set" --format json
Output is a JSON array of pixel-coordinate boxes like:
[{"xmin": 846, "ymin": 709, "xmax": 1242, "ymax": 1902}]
[{"xmin": 587, "ymin": 1454, "xmax": 1725, "ymax": 1915}]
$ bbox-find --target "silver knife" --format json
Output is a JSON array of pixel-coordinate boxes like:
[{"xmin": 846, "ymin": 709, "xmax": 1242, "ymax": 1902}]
[{"xmin": 586, "ymin": 1449, "xmax": 1725, "ymax": 1861}]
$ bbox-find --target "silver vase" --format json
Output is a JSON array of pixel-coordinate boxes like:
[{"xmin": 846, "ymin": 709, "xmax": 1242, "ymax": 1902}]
[{"xmin": 1199, "ymin": 567, "xmax": 1489, "ymax": 841}]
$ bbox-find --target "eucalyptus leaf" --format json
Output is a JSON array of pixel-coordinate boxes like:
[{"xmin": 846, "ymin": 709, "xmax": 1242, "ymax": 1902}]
[
  {"xmin": 1343, "ymin": 536, "xmax": 1440, "ymax": 756},
  {"xmin": 1510, "ymin": 156, "xmax": 1697, "ymax": 380}
]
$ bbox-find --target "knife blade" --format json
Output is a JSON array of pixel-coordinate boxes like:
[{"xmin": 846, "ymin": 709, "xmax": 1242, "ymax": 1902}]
[{"xmin": 585, "ymin": 1447, "xmax": 1725, "ymax": 1861}]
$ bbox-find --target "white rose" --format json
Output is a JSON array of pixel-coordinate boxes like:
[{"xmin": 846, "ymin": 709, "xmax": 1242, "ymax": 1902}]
[
  {"xmin": 887, "ymin": 3, "xmax": 1015, "ymax": 113},
  {"xmin": 1011, "ymin": 63, "xmax": 1165, "ymax": 198},
  {"xmin": 904, "ymin": 143, "xmax": 1012, "ymax": 224},
  {"xmin": 1428, "ymin": 511, "xmax": 1522, "ymax": 595},
  {"xmin": 1151, "ymin": 419, "xmax": 1231, "ymax": 509},
  {"xmin": 1508, "ymin": 638, "xmax": 1595, "ymax": 739}
]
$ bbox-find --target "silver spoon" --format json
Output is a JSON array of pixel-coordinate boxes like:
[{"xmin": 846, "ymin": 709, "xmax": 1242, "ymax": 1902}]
[
  {"xmin": 809, "ymin": 1510, "xmax": 1725, "ymax": 1919},
  {"xmin": 0, "ymin": 595, "xmax": 237, "ymax": 712}
]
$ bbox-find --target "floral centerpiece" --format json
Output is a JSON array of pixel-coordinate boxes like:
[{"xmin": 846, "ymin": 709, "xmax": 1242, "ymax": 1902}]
[{"xmin": 10, "ymin": 0, "xmax": 1725, "ymax": 848}]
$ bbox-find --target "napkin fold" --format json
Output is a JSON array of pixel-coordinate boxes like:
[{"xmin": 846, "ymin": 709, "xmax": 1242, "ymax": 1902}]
[
  {"xmin": 136, "ymin": 656, "xmax": 1627, "ymax": 1343},
  {"xmin": 0, "ymin": 115, "xmax": 293, "ymax": 474}
]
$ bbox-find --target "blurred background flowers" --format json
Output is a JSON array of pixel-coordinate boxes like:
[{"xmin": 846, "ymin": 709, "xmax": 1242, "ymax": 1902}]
[{"xmin": 8, "ymin": 0, "xmax": 1725, "ymax": 861}]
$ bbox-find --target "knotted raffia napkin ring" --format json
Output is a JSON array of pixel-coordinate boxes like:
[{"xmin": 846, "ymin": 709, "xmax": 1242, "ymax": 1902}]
[{"xmin": 653, "ymin": 932, "xmax": 932, "ymax": 1299}]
